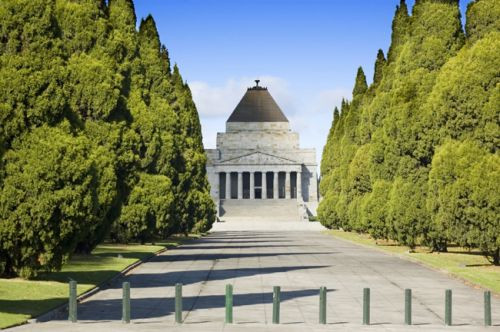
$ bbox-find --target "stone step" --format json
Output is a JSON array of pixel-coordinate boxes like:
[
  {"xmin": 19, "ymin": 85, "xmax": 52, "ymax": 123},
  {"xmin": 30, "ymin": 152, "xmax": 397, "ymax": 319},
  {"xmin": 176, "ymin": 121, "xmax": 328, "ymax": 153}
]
[{"xmin": 219, "ymin": 199, "xmax": 301, "ymax": 222}]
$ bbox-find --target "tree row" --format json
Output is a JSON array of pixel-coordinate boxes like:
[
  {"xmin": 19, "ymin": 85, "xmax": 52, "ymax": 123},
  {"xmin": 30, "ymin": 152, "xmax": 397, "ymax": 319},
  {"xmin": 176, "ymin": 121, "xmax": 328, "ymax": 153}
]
[
  {"xmin": 319, "ymin": 0, "xmax": 499, "ymax": 264},
  {"xmin": 0, "ymin": 0, "xmax": 215, "ymax": 278}
]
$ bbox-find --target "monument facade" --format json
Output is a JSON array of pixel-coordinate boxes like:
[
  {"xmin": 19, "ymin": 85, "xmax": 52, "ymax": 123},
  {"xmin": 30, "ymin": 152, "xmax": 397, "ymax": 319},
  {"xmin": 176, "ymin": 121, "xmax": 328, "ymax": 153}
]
[{"xmin": 205, "ymin": 81, "xmax": 318, "ymax": 221}]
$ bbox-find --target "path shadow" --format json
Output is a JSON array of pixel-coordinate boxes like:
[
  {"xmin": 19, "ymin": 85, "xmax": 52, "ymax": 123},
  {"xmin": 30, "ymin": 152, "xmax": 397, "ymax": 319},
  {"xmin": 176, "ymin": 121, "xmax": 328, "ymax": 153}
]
[
  {"xmin": 113, "ymin": 265, "xmax": 330, "ymax": 288},
  {"xmin": 150, "ymin": 251, "xmax": 334, "ymax": 262},
  {"xmin": 206, "ymin": 233, "xmax": 285, "ymax": 238},
  {"xmin": 196, "ymin": 239, "xmax": 293, "ymax": 244},
  {"xmin": 179, "ymin": 244, "xmax": 319, "ymax": 250},
  {"xmin": 40, "ymin": 288, "xmax": 337, "ymax": 321}
]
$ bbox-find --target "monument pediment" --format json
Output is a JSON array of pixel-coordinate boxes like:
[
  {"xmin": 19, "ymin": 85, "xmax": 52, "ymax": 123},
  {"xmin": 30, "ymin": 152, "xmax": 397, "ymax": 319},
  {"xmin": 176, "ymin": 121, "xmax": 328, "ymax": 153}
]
[{"xmin": 220, "ymin": 152, "xmax": 297, "ymax": 165}]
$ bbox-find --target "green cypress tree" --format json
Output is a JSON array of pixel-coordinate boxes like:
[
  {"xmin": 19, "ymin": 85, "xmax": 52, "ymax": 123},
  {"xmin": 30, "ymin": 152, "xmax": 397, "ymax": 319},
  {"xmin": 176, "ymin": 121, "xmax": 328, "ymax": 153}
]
[
  {"xmin": 108, "ymin": 0, "xmax": 136, "ymax": 29},
  {"xmin": 424, "ymin": 31, "xmax": 499, "ymax": 152},
  {"xmin": 334, "ymin": 68, "xmax": 369, "ymax": 231},
  {"xmin": 346, "ymin": 144, "xmax": 372, "ymax": 232},
  {"xmin": 139, "ymin": 15, "xmax": 161, "ymax": 51},
  {"xmin": 318, "ymin": 101, "xmax": 348, "ymax": 228},
  {"xmin": 357, "ymin": 50, "xmax": 387, "ymax": 143},
  {"xmin": 428, "ymin": 140, "xmax": 499, "ymax": 264},
  {"xmin": 320, "ymin": 107, "xmax": 340, "ymax": 179},
  {"xmin": 352, "ymin": 67, "xmax": 368, "ymax": 97},
  {"xmin": 387, "ymin": 0, "xmax": 410, "ymax": 63},
  {"xmin": 54, "ymin": 0, "xmax": 129, "ymax": 253},
  {"xmin": 114, "ymin": 14, "xmax": 178, "ymax": 242},
  {"xmin": 0, "ymin": 0, "xmax": 66, "ymax": 148},
  {"xmin": 107, "ymin": 0, "xmax": 138, "ymax": 70},
  {"xmin": 171, "ymin": 65, "xmax": 215, "ymax": 234},
  {"xmin": 422, "ymin": 0, "xmax": 499, "ymax": 257},
  {"xmin": 0, "ymin": 124, "xmax": 109, "ymax": 277},
  {"xmin": 382, "ymin": 0, "xmax": 464, "ymax": 250},
  {"xmin": 117, "ymin": 173, "xmax": 174, "ymax": 244},
  {"xmin": 372, "ymin": 49, "xmax": 386, "ymax": 87},
  {"xmin": 54, "ymin": 0, "xmax": 109, "ymax": 54},
  {"xmin": 361, "ymin": 180, "xmax": 392, "ymax": 241},
  {"xmin": 465, "ymin": 0, "xmax": 500, "ymax": 43}
]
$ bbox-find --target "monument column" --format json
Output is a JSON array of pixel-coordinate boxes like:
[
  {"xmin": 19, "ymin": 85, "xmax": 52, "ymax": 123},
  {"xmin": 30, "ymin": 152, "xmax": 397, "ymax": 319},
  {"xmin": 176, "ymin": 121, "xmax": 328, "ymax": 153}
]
[
  {"xmin": 262, "ymin": 171, "xmax": 267, "ymax": 200},
  {"xmin": 237, "ymin": 172, "xmax": 243, "ymax": 199},
  {"xmin": 225, "ymin": 172, "xmax": 231, "ymax": 199},
  {"xmin": 297, "ymin": 171, "xmax": 302, "ymax": 201},
  {"xmin": 273, "ymin": 171, "xmax": 278, "ymax": 199},
  {"xmin": 214, "ymin": 172, "xmax": 220, "ymax": 199},
  {"xmin": 250, "ymin": 171, "xmax": 255, "ymax": 199},
  {"xmin": 285, "ymin": 171, "xmax": 291, "ymax": 199}
]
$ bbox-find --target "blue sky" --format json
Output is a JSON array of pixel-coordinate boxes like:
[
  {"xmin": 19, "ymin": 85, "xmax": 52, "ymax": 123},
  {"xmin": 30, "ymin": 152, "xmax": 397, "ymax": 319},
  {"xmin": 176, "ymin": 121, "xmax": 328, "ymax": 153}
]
[{"xmin": 134, "ymin": 0, "xmax": 472, "ymax": 165}]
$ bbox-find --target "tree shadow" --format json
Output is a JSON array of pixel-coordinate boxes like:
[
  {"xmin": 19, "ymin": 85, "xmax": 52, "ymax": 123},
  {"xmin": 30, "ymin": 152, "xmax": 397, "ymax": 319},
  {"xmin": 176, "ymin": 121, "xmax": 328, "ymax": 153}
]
[
  {"xmin": 178, "ymin": 244, "xmax": 319, "ymax": 250},
  {"xmin": 38, "ymin": 288, "xmax": 337, "ymax": 321},
  {"xmin": 149, "ymin": 251, "xmax": 334, "ymax": 263},
  {"xmin": 114, "ymin": 265, "xmax": 330, "ymax": 288},
  {"xmin": 204, "ymin": 231, "xmax": 291, "ymax": 238},
  {"xmin": 446, "ymin": 250, "xmax": 488, "ymax": 257},
  {"xmin": 197, "ymin": 239, "xmax": 293, "ymax": 244},
  {"xmin": 33, "ymin": 250, "xmax": 161, "ymax": 284},
  {"xmin": 464, "ymin": 263, "xmax": 492, "ymax": 267},
  {"xmin": 33, "ymin": 269, "xmax": 122, "ymax": 286},
  {"xmin": 205, "ymin": 234, "xmax": 289, "ymax": 240},
  {"xmin": 0, "ymin": 298, "xmax": 67, "ymax": 318}
]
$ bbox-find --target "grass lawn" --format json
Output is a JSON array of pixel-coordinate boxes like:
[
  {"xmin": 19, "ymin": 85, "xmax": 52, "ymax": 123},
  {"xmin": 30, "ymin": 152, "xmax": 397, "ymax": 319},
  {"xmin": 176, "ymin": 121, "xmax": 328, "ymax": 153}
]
[
  {"xmin": 0, "ymin": 237, "xmax": 189, "ymax": 329},
  {"xmin": 326, "ymin": 230, "xmax": 500, "ymax": 294}
]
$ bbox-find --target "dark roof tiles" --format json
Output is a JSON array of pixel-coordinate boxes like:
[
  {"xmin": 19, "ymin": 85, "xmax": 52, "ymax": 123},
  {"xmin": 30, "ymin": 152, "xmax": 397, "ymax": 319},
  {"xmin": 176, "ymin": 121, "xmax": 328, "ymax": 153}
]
[{"xmin": 227, "ymin": 87, "xmax": 289, "ymax": 122}]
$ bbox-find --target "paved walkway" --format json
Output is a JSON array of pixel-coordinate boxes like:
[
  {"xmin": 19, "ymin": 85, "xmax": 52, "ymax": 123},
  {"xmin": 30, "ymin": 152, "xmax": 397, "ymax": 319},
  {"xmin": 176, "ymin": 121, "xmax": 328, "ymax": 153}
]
[{"xmin": 10, "ymin": 223, "xmax": 498, "ymax": 331}]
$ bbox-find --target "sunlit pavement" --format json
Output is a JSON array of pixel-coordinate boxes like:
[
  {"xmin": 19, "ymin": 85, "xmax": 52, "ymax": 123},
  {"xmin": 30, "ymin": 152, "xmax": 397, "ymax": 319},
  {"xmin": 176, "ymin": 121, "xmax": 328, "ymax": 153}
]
[{"xmin": 9, "ymin": 222, "xmax": 498, "ymax": 331}]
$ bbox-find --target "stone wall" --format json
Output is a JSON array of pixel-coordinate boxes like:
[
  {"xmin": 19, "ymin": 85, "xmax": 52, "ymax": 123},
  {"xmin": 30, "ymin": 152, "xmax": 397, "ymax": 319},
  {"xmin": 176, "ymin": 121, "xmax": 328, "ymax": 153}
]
[
  {"xmin": 217, "ymin": 121, "xmax": 299, "ymax": 150},
  {"xmin": 205, "ymin": 120, "xmax": 319, "ymax": 219}
]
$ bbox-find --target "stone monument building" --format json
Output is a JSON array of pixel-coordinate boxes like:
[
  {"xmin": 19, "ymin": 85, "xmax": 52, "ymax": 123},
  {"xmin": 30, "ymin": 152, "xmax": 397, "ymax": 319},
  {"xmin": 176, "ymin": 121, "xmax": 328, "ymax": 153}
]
[{"xmin": 205, "ymin": 81, "xmax": 318, "ymax": 221}]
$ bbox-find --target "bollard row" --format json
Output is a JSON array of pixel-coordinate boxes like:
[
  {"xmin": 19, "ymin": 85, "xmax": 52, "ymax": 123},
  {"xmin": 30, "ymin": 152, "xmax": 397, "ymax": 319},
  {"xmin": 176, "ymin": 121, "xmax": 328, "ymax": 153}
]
[{"xmin": 66, "ymin": 281, "xmax": 493, "ymax": 326}]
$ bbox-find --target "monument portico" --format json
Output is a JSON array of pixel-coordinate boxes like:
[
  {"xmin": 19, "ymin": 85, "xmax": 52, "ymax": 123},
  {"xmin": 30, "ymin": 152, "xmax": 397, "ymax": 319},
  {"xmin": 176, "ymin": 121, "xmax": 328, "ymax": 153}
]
[{"xmin": 205, "ymin": 81, "xmax": 318, "ymax": 221}]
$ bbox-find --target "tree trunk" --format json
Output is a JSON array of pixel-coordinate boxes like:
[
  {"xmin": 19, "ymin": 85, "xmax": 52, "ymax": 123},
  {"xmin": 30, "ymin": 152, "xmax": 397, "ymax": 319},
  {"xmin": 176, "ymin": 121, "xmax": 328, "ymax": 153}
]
[
  {"xmin": 493, "ymin": 248, "xmax": 499, "ymax": 266},
  {"xmin": 431, "ymin": 240, "xmax": 447, "ymax": 253},
  {"xmin": 74, "ymin": 242, "xmax": 92, "ymax": 255},
  {"xmin": 0, "ymin": 254, "xmax": 16, "ymax": 278}
]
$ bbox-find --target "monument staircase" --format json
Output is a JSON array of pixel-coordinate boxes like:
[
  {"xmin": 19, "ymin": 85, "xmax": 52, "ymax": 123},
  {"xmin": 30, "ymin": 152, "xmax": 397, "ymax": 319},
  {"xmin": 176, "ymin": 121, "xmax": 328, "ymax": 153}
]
[{"xmin": 219, "ymin": 199, "xmax": 303, "ymax": 222}]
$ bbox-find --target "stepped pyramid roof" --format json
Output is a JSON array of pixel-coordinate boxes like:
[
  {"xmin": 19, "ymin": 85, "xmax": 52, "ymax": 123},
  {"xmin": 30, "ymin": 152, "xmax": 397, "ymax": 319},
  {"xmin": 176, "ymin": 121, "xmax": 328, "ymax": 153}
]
[{"xmin": 227, "ymin": 80, "xmax": 288, "ymax": 123}]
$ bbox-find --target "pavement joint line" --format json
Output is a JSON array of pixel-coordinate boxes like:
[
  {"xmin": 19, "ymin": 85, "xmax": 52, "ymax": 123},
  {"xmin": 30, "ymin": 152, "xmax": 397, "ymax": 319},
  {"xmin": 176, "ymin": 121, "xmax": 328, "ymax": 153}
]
[{"xmin": 183, "ymin": 257, "xmax": 219, "ymax": 323}]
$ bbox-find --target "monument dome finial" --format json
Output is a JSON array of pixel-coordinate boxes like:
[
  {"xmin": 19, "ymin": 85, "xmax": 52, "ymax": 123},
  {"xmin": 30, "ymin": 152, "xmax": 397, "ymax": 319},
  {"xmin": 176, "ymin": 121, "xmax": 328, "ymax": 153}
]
[{"xmin": 255, "ymin": 79, "xmax": 260, "ymax": 87}]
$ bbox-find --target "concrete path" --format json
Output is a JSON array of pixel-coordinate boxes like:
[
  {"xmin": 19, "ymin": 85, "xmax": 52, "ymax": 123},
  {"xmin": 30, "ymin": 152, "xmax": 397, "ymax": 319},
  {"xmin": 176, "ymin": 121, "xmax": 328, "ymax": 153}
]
[{"xmin": 9, "ymin": 224, "xmax": 499, "ymax": 331}]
